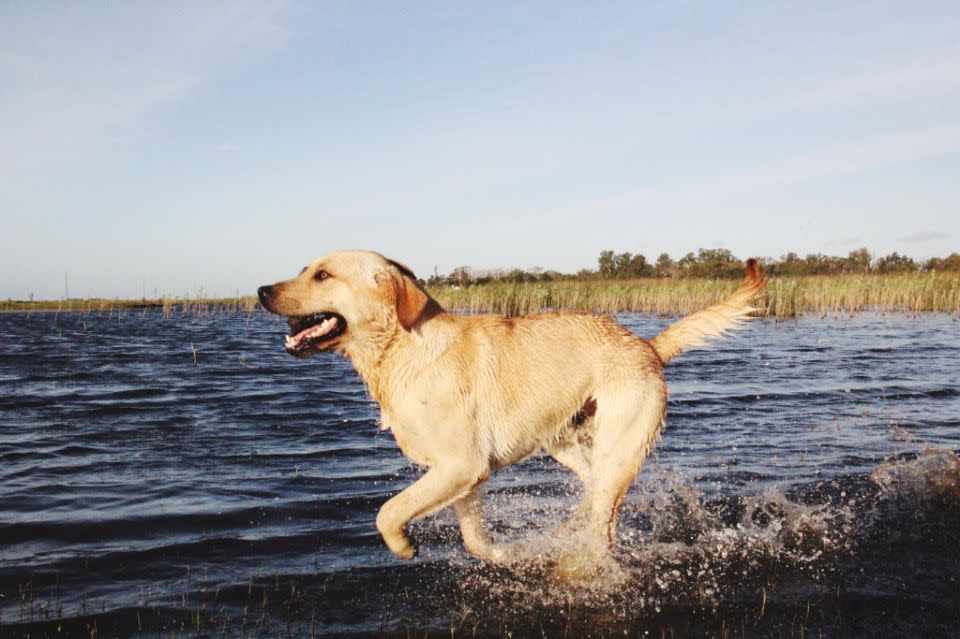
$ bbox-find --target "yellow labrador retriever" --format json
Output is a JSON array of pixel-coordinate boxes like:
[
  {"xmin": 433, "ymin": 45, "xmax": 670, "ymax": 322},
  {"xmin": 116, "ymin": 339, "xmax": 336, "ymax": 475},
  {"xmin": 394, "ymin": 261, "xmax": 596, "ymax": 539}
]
[{"xmin": 258, "ymin": 251, "xmax": 763, "ymax": 562}]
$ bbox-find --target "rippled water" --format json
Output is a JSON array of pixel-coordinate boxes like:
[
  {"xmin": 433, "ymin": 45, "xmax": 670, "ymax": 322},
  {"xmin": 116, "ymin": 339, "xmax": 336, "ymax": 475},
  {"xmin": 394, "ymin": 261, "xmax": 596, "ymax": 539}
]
[{"xmin": 1, "ymin": 310, "xmax": 958, "ymax": 637}]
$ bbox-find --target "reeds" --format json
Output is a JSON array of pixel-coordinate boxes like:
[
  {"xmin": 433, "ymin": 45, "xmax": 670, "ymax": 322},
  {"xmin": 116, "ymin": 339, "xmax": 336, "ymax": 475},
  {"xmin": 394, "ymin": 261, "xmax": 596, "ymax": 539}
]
[
  {"xmin": 3, "ymin": 272, "xmax": 958, "ymax": 318},
  {"xmin": 0, "ymin": 296, "xmax": 260, "ymax": 318},
  {"xmin": 430, "ymin": 272, "xmax": 960, "ymax": 317}
]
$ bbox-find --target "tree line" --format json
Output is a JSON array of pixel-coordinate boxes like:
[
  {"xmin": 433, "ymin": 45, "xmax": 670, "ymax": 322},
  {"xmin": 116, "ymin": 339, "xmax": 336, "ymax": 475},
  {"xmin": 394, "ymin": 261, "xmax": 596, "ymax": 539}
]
[{"xmin": 426, "ymin": 248, "xmax": 960, "ymax": 286}]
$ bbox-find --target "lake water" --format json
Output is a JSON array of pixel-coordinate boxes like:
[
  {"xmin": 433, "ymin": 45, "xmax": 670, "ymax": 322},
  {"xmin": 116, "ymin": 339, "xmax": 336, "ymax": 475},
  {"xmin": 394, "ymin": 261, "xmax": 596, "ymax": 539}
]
[{"xmin": 1, "ymin": 310, "xmax": 958, "ymax": 637}]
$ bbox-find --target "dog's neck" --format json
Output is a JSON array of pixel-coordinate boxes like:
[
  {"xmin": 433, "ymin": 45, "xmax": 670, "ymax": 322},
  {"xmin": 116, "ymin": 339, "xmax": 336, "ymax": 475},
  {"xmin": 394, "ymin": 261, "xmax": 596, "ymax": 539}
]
[
  {"xmin": 339, "ymin": 323, "xmax": 397, "ymax": 402},
  {"xmin": 342, "ymin": 301, "xmax": 451, "ymax": 407}
]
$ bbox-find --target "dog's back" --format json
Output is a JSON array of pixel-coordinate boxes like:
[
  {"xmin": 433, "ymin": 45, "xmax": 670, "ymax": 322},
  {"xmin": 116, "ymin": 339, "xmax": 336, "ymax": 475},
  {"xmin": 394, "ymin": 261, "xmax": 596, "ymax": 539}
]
[{"xmin": 449, "ymin": 311, "xmax": 666, "ymax": 466}]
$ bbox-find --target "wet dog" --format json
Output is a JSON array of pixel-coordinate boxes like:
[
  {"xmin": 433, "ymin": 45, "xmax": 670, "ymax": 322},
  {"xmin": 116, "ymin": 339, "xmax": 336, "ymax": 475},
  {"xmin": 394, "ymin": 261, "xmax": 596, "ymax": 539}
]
[{"xmin": 259, "ymin": 251, "xmax": 764, "ymax": 561}]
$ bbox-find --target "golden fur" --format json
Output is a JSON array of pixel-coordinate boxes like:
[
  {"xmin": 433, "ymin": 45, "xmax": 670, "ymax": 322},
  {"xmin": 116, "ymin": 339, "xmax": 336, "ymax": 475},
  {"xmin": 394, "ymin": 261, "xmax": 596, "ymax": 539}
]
[{"xmin": 259, "ymin": 250, "xmax": 764, "ymax": 561}]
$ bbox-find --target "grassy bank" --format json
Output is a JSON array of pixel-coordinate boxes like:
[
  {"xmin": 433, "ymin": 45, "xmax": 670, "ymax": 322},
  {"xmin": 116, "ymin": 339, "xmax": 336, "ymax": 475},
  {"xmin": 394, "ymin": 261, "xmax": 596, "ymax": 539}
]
[{"xmin": 4, "ymin": 272, "xmax": 959, "ymax": 317}]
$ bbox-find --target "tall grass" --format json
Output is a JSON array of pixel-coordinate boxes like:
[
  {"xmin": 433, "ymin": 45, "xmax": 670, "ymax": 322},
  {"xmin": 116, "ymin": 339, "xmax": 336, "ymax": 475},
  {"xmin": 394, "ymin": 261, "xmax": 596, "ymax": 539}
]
[
  {"xmin": 430, "ymin": 272, "xmax": 960, "ymax": 317},
  {"xmin": 0, "ymin": 296, "xmax": 259, "ymax": 318},
  {"xmin": 3, "ymin": 273, "xmax": 958, "ymax": 318}
]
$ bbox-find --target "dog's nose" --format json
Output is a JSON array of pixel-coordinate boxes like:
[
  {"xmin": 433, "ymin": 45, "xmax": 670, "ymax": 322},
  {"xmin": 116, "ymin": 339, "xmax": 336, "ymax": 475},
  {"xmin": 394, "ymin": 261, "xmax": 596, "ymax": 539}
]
[{"xmin": 257, "ymin": 285, "xmax": 273, "ymax": 308}]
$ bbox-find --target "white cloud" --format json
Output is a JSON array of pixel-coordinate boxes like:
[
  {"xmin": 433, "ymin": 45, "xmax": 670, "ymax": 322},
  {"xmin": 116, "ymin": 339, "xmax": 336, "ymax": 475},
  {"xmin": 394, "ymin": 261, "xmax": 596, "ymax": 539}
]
[
  {"xmin": 660, "ymin": 45, "xmax": 960, "ymax": 131},
  {"xmin": 752, "ymin": 47, "xmax": 960, "ymax": 118},
  {"xmin": 899, "ymin": 231, "xmax": 949, "ymax": 243},
  {"xmin": 784, "ymin": 50, "xmax": 960, "ymax": 112},
  {"xmin": 568, "ymin": 122, "xmax": 960, "ymax": 214}
]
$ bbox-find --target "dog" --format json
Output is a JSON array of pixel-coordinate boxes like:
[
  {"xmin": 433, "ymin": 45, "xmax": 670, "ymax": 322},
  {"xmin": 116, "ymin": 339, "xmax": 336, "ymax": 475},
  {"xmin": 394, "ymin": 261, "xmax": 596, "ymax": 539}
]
[{"xmin": 258, "ymin": 250, "xmax": 764, "ymax": 562}]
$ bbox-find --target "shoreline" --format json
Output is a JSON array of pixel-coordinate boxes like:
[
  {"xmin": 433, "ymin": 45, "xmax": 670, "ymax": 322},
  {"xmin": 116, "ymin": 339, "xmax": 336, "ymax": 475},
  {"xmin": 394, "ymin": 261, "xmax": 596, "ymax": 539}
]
[{"xmin": 3, "ymin": 272, "xmax": 959, "ymax": 317}]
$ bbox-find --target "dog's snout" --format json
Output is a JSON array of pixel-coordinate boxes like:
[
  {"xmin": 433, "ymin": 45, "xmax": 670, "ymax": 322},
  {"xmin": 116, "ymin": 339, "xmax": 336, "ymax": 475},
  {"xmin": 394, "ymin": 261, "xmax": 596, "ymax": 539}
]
[{"xmin": 257, "ymin": 285, "xmax": 274, "ymax": 309}]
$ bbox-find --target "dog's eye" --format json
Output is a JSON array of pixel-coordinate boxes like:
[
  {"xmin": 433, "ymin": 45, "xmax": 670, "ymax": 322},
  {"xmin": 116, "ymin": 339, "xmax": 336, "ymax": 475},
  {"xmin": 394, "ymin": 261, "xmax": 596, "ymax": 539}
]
[{"xmin": 314, "ymin": 270, "xmax": 330, "ymax": 282}]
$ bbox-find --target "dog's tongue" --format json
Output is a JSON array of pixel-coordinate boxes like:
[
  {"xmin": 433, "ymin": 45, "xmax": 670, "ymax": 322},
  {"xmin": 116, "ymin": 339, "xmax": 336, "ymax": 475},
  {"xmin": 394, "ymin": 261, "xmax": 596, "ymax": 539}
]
[{"xmin": 285, "ymin": 316, "xmax": 338, "ymax": 349}]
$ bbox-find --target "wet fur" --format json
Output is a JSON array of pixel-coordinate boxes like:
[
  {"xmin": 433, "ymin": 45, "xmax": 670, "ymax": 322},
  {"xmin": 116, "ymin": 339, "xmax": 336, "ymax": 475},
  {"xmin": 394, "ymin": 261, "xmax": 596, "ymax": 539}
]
[{"xmin": 259, "ymin": 250, "xmax": 764, "ymax": 562}]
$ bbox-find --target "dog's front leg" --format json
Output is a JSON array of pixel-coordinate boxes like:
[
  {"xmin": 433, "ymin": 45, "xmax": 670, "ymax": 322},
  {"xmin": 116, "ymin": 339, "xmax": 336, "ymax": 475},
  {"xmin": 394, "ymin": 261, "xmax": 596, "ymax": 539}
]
[{"xmin": 376, "ymin": 464, "xmax": 481, "ymax": 560}]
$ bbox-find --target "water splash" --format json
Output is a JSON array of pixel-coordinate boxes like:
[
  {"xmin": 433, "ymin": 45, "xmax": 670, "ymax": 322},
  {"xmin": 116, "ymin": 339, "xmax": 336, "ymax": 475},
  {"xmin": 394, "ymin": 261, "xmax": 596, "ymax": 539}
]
[
  {"xmin": 871, "ymin": 447, "xmax": 960, "ymax": 503},
  {"xmin": 411, "ymin": 448, "xmax": 959, "ymax": 636}
]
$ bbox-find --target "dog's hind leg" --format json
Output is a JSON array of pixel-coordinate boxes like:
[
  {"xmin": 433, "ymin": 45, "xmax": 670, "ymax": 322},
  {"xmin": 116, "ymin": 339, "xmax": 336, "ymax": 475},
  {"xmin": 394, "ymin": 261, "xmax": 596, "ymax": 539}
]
[
  {"xmin": 546, "ymin": 441, "xmax": 595, "ymax": 527},
  {"xmin": 453, "ymin": 484, "xmax": 505, "ymax": 562},
  {"xmin": 546, "ymin": 441, "xmax": 592, "ymax": 486},
  {"xmin": 376, "ymin": 464, "xmax": 486, "ymax": 560},
  {"xmin": 586, "ymin": 382, "xmax": 666, "ymax": 546}
]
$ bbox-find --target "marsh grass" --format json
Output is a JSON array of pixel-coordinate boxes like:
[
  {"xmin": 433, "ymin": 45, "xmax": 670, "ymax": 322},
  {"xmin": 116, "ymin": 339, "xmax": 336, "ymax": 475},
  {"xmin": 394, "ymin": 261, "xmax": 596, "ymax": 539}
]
[
  {"xmin": 3, "ymin": 273, "xmax": 958, "ymax": 318},
  {"xmin": 0, "ymin": 296, "xmax": 259, "ymax": 318},
  {"xmin": 432, "ymin": 272, "xmax": 960, "ymax": 317}
]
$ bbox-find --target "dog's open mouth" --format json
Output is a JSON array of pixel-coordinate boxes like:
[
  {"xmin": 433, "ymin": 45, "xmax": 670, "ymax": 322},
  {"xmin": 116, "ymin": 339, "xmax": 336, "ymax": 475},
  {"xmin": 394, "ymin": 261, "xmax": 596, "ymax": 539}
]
[{"xmin": 284, "ymin": 312, "xmax": 346, "ymax": 356}]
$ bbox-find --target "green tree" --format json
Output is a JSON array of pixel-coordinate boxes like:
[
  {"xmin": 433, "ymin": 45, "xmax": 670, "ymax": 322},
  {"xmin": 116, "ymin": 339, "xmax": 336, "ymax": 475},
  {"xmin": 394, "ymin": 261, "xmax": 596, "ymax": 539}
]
[
  {"xmin": 449, "ymin": 266, "xmax": 472, "ymax": 286},
  {"xmin": 677, "ymin": 252, "xmax": 697, "ymax": 274},
  {"xmin": 624, "ymin": 253, "xmax": 653, "ymax": 277},
  {"xmin": 613, "ymin": 252, "xmax": 634, "ymax": 276},
  {"xmin": 925, "ymin": 253, "xmax": 960, "ymax": 271},
  {"xmin": 695, "ymin": 248, "xmax": 740, "ymax": 277},
  {"xmin": 844, "ymin": 248, "xmax": 872, "ymax": 272},
  {"xmin": 875, "ymin": 252, "xmax": 917, "ymax": 273},
  {"xmin": 779, "ymin": 252, "xmax": 802, "ymax": 274},
  {"xmin": 598, "ymin": 250, "xmax": 616, "ymax": 278},
  {"xmin": 655, "ymin": 253, "xmax": 674, "ymax": 277}
]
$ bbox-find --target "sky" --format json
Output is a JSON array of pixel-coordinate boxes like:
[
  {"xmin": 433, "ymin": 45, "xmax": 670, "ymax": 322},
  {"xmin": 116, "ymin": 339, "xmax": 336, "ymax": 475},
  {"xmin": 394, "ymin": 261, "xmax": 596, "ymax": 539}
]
[{"xmin": 1, "ymin": 1, "xmax": 959, "ymax": 299}]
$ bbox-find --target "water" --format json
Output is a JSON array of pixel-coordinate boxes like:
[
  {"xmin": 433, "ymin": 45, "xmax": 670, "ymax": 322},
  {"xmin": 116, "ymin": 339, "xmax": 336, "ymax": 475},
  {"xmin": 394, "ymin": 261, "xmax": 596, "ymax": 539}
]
[{"xmin": 1, "ymin": 310, "xmax": 958, "ymax": 637}]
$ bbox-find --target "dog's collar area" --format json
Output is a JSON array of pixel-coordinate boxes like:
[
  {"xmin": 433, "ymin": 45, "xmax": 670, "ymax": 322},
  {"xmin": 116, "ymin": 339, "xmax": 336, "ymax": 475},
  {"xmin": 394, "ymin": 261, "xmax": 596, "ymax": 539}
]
[{"xmin": 284, "ymin": 312, "xmax": 346, "ymax": 355}]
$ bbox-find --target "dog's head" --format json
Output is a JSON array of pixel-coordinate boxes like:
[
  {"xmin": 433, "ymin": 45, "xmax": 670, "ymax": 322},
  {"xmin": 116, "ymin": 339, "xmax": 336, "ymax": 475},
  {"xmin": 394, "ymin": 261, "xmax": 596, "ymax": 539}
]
[{"xmin": 258, "ymin": 250, "xmax": 433, "ymax": 358}]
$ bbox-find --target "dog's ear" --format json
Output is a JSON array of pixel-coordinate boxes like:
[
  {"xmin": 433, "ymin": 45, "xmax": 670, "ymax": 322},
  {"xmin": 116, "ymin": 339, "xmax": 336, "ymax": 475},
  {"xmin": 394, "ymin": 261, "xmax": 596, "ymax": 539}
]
[{"xmin": 387, "ymin": 260, "xmax": 429, "ymax": 330}]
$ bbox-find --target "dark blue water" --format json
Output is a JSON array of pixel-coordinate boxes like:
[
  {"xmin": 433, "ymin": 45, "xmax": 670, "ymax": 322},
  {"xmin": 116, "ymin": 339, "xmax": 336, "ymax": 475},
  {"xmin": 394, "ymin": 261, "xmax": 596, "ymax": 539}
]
[{"xmin": 1, "ymin": 310, "xmax": 958, "ymax": 637}]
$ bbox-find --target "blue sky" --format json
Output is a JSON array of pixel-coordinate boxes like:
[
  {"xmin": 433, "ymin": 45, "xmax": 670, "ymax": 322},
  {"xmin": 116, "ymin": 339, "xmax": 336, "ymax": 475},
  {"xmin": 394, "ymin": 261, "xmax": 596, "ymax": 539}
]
[{"xmin": 2, "ymin": 1, "xmax": 959, "ymax": 299}]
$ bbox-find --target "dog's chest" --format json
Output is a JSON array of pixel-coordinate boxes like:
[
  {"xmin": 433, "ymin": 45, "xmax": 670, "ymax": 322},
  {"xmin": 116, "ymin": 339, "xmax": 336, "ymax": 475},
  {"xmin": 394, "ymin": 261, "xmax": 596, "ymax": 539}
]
[
  {"xmin": 378, "ymin": 388, "xmax": 465, "ymax": 467},
  {"xmin": 379, "ymin": 399, "xmax": 438, "ymax": 466}
]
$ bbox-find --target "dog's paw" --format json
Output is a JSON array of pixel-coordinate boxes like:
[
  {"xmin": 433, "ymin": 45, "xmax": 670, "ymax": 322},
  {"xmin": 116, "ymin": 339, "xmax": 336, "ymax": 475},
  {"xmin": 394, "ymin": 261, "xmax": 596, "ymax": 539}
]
[
  {"xmin": 378, "ymin": 527, "xmax": 417, "ymax": 560},
  {"xmin": 486, "ymin": 543, "xmax": 511, "ymax": 564},
  {"xmin": 462, "ymin": 538, "xmax": 506, "ymax": 563},
  {"xmin": 394, "ymin": 543, "xmax": 417, "ymax": 561},
  {"xmin": 476, "ymin": 544, "xmax": 508, "ymax": 564},
  {"xmin": 385, "ymin": 536, "xmax": 417, "ymax": 560},
  {"xmin": 553, "ymin": 550, "xmax": 602, "ymax": 581}
]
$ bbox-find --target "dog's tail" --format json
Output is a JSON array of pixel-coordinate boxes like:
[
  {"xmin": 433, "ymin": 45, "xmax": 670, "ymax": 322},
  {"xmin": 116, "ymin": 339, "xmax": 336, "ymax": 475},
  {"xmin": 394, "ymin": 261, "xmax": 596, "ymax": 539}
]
[{"xmin": 649, "ymin": 259, "xmax": 765, "ymax": 365}]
